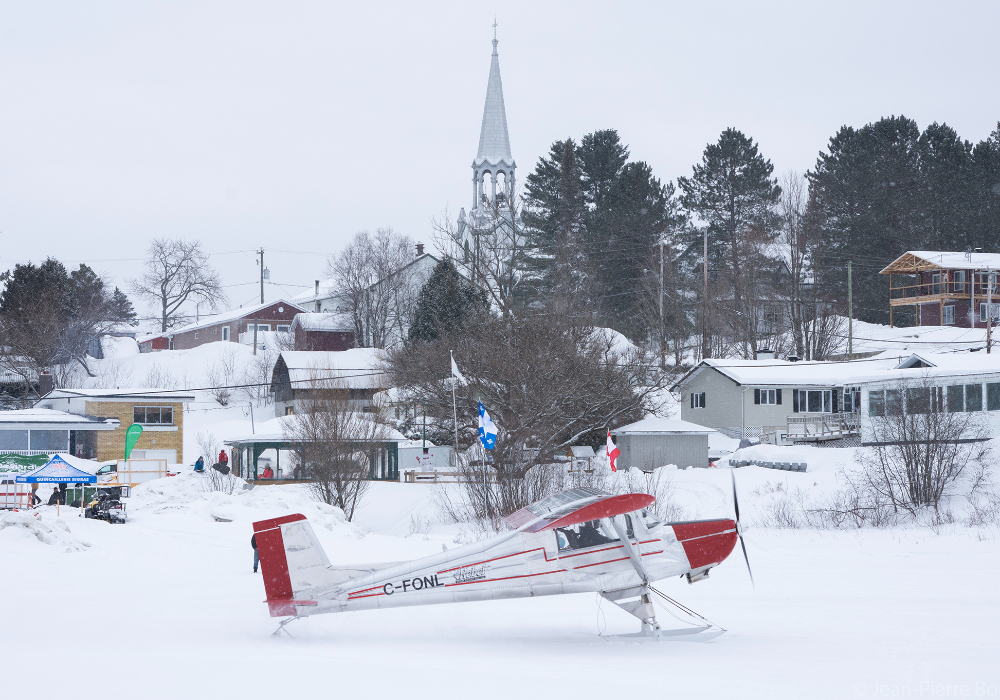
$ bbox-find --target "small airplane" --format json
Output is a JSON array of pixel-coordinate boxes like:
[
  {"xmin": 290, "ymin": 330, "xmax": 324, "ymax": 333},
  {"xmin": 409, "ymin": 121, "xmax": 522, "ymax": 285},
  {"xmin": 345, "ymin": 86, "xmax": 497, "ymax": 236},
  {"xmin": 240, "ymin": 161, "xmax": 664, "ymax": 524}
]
[{"xmin": 253, "ymin": 479, "xmax": 752, "ymax": 639}]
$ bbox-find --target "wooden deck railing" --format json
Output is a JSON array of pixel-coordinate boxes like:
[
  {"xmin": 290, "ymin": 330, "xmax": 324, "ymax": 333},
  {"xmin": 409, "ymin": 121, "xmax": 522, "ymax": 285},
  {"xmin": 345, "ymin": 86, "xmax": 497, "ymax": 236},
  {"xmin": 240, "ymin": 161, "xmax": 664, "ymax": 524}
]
[{"xmin": 786, "ymin": 412, "xmax": 860, "ymax": 441}]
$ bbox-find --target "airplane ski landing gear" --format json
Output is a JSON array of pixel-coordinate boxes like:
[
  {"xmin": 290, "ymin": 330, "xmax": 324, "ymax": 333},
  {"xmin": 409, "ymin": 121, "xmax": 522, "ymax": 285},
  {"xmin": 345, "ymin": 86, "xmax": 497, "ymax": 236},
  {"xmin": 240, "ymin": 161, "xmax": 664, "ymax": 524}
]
[
  {"xmin": 272, "ymin": 616, "xmax": 301, "ymax": 637},
  {"xmin": 600, "ymin": 584, "xmax": 727, "ymax": 642}
]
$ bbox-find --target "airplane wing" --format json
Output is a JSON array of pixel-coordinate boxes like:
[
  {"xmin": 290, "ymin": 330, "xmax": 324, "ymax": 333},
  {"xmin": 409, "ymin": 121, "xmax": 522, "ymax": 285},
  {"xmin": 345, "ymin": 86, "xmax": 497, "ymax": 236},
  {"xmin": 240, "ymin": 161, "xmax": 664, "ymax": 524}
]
[{"xmin": 504, "ymin": 487, "xmax": 655, "ymax": 533}]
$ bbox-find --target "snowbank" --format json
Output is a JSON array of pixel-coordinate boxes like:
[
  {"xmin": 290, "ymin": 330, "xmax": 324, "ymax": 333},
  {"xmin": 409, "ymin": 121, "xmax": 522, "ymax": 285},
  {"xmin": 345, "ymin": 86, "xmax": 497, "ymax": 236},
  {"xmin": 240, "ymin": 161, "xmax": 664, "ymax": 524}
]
[{"xmin": 0, "ymin": 511, "xmax": 91, "ymax": 552}]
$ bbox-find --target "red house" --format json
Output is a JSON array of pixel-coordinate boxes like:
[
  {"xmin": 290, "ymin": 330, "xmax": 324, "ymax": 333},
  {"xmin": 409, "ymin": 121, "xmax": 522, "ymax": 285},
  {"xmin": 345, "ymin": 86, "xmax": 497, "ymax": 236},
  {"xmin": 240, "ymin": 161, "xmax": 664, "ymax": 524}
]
[
  {"xmin": 290, "ymin": 313, "xmax": 355, "ymax": 351},
  {"xmin": 881, "ymin": 251, "xmax": 1000, "ymax": 328},
  {"xmin": 138, "ymin": 300, "xmax": 306, "ymax": 351}
]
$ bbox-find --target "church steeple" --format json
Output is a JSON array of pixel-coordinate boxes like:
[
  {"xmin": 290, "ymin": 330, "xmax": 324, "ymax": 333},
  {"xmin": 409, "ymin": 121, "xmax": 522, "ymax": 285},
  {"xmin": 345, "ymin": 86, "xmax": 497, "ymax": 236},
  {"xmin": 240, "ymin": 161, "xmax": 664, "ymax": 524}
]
[{"xmin": 471, "ymin": 30, "xmax": 515, "ymax": 212}]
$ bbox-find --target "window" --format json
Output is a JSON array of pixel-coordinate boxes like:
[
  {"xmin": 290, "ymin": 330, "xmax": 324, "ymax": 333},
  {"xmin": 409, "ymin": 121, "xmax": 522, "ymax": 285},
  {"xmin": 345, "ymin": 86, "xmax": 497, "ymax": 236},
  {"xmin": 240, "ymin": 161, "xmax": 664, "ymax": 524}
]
[
  {"xmin": 931, "ymin": 273, "xmax": 941, "ymax": 295},
  {"xmin": 797, "ymin": 389, "xmax": 832, "ymax": 413},
  {"xmin": 690, "ymin": 392, "xmax": 706, "ymax": 409},
  {"xmin": 555, "ymin": 519, "xmax": 622, "ymax": 552},
  {"xmin": 988, "ymin": 383, "xmax": 1000, "ymax": 411},
  {"xmin": 906, "ymin": 387, "xmax": 944, "ymax": 414},
  {"xmin": 194, "ymin": 332, "xmax": 199, "ymax": 339},
  {"xmin": 284, "ymin": 406, "xmax": 294, "ymax": 416},
  {"xmin": 222, "ymin": 326, "xmax": 230, "ymax": 341},
  {"xmin": 947, "ymin": 385, "xmax": 965, "ymax": 413},
  {"xmin": 869, "ymin": 390, "xmax": 885, "ymax": 417},
  {"xmin": 843, "ymin": 387, "xmax": 861, "ymax": 413},
  {"xmin": 247, "ymin": 323, "xmax": 270, "ymax": 332},
  {"xmin": 639, "ymin": 509, "xmax": 664, "ymax": 532},
  {"xmin": 965, "ymin": 384, "xmax": 982, "ymax": 412},
  {"xmin": 133, "ymin": 406, "xmax": 174, "ymax": 425},
  {"xmin": 277, "ymin": 325, "xmax": 290, "ymax": 332},
  {"xmin": 980, "ymin": 304, "xmax": 1000, "ymax": 323},
  {"xmin": 943, "ymin": 305, "xmax": 955, "ymax": 325},
  {"xmin": 953, "ymin": 271, "xmax": 966, "ymax": 292},
  {"xmin": 886, "ymin": 389, "xmax": 903, "ymax": 415},
  {"xmin": 754, "ymin": 388, "xmax": 782, "ymax": 405}
]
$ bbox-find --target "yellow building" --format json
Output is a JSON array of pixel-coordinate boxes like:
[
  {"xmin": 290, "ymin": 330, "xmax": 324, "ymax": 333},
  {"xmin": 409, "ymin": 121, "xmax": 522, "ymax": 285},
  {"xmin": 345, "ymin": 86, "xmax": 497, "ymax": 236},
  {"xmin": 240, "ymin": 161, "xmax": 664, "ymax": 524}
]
[{"xmin": 36, "ymin": 389, "xmax": 195, "ymax": 464}]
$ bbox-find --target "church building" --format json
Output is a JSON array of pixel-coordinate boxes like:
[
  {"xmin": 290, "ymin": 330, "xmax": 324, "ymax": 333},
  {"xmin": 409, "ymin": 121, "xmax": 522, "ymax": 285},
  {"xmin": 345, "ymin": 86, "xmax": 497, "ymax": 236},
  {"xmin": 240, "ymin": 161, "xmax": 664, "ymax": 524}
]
[{"xmin": 454, "ymin": 34, "xmax": 520, "ymax": 263}]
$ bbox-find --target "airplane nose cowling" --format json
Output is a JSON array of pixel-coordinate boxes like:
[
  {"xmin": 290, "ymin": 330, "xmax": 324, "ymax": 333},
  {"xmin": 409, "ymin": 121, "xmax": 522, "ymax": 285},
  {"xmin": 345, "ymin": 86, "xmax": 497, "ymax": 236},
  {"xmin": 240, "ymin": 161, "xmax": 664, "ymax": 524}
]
[{"xmin": 671, "ymin": 519, "xmax": 738, "ymax": 571}]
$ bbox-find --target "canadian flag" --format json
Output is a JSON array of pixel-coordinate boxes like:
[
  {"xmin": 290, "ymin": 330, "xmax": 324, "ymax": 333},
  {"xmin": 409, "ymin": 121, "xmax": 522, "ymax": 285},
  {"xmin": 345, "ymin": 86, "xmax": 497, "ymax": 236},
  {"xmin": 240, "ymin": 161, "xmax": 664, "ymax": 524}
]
[{"xmin": 606, "ymin": 429, "xmax": 621, "ymax": 472}]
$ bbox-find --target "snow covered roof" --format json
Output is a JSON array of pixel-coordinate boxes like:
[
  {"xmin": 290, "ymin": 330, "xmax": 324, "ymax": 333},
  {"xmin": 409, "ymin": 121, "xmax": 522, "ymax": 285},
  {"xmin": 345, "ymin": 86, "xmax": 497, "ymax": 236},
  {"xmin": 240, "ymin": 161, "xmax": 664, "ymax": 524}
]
[
  {"xmin": 881, "ymin": 251, "xmax": 1000, "ymax": 273},
  {"xmin": 224, "ymin": 414, "xmax": 406, "ymax": 445},
  {"xmin": 293, "ymin": 278, "xmax": 340, "ymax": 304},
  {"xmin": 674, "ymin": 351, "xmax": 1000, "ymax": 391},
  {"xmin": 0, "ymin": 408, "xmax": 120, "ymax": 430},
  {"xmin": 613, "ymin": 418, "xmax": 716, "ymax": 435},
  {"xmin": 290, "ymin": 313, "xmax": 353, "ymax": 333},
  {"xmin": 275, "ymin": 349, "xmax": 386, "ymax": 389},
  {"xmin": 160, "ymin": 299, "xmax": 305, "ymax": 336},
  {"xmin": 42, "ymin": 388, "xmax": 196, "ymax": 402}
]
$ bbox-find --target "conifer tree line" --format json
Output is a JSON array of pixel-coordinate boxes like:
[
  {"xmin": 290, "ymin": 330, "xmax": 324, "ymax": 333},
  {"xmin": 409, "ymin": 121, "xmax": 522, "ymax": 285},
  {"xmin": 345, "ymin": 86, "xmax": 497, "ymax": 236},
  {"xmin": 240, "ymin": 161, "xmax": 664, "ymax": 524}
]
[{"xmin": 458, "ymin": 118, "xmax": 1000, "ymax": 362}]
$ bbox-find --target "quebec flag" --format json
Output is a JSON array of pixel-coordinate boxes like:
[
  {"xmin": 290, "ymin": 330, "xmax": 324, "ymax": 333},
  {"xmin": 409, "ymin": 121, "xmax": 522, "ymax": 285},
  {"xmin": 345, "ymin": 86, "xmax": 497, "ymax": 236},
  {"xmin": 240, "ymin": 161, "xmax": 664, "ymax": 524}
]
[{"xmin": 478, "ymin": 402, "xmax": 497, "ymax": 450}]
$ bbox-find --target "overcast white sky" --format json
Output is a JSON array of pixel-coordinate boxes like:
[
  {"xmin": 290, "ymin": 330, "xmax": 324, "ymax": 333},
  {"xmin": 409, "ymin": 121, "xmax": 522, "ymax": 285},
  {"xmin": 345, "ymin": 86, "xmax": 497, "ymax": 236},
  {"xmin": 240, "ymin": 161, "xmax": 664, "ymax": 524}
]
[{"xmin": 2, "ymin": 1, "xmax": 999, "ymax": 326}]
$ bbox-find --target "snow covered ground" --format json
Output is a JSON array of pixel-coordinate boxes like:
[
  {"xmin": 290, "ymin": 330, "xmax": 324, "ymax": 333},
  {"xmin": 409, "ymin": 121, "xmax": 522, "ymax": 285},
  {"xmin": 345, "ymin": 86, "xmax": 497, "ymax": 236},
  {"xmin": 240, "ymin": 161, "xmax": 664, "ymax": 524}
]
[{"xmin": 2, "ymin": 456, "xmax": 998, "ymax": 699}]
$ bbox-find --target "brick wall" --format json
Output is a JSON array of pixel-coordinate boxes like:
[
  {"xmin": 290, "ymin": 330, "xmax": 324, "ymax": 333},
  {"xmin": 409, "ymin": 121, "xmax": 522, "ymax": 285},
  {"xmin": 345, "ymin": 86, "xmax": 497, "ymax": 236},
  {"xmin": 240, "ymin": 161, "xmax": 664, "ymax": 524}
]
[{"xmin": 86, "ymin": 400, "xmax": 185, "ymax": 463}]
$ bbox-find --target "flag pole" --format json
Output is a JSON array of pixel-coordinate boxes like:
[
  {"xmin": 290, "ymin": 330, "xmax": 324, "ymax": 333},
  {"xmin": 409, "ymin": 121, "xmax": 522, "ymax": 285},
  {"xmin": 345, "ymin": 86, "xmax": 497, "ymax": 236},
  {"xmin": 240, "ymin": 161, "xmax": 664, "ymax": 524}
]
[{"xmin": 450, "ymin": 351, "xmax": 461, "ymax": 470}]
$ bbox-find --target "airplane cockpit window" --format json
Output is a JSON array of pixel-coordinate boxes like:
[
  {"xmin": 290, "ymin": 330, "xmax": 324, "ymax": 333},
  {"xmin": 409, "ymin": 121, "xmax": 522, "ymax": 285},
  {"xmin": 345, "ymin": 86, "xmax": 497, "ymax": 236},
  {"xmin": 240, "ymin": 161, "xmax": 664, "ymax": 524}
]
[
  {"xmin": 639, "ymin": 509, "xmax": 664, "ymax": 532},
  {"xmin": 555, "ymin": 519, "xmax": 621, "ymax": 552}
]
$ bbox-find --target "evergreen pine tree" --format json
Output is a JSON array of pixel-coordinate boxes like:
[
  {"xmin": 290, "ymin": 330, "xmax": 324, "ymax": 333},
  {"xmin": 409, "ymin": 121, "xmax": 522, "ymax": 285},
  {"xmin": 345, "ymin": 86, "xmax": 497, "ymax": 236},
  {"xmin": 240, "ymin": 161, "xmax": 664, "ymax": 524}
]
[{"xmin": 408, "ymin": 259, "xmax": 488, "ymax": 342}]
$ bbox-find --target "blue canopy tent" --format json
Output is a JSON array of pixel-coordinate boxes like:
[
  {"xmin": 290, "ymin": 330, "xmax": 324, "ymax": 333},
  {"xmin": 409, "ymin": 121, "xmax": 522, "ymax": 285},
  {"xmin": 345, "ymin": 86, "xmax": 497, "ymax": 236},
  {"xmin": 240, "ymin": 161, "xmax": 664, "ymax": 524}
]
[{"xmin": 16, "ymin": 455, "xmax": 97, "ymax": 512}]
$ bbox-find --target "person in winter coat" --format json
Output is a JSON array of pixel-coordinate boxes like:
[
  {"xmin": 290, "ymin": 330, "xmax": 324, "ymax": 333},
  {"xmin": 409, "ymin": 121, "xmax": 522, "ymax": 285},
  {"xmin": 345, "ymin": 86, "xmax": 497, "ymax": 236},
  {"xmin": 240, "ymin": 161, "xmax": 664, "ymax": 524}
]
[
  {"xmin": 30, "ymin": 484, "xmax": 41, "ymax": 506},
  {"xmin": 194, "ymin": 456, "xmax": 205, "ymax": 472},
  {"xmin": 251, "ymin": 533, "xmax": 259, "ymax": 573},
  {"xmin": 218, "ymin": 450, "xmax": 229, "ymax": 466},
  {"xmin": 261, "ymin": 466, "xmax": 274, "ymax": 479}
]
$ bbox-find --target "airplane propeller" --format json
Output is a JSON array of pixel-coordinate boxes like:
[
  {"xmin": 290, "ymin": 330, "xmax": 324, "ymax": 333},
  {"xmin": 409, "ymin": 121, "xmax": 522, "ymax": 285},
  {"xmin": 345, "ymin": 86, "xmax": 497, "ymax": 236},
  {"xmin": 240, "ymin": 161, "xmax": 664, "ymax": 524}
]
[{"xmin": 731, "ymin": 469, "xmax": 754, "ymax": 588}]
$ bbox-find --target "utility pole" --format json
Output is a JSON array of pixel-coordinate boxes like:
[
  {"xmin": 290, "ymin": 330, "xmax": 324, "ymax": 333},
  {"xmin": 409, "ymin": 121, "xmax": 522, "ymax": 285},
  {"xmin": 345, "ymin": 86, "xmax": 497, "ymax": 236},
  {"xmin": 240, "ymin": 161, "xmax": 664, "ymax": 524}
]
[
  {"xmin": 659, "ymin": 239, "xmax": 664, "ymax": 368},
  {"xmin": 702, "ymin": 228, "xmax": 709, "ymax": 359},
  {"xmin": 258, "ymin": 248, "xmax": 265, "ymax": 304},
  {"xmin": 847, "ymin": 261, "xmax": 853, "ymax": 360},
  {"xmin": 988, "ymin": 269, "xmax": 993, "ymax": 354}
]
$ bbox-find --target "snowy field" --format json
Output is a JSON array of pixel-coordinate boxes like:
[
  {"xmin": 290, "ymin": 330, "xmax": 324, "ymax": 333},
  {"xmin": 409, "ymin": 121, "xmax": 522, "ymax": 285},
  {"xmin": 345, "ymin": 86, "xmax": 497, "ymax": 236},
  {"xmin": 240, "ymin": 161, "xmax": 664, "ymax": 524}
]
[{"xmin": 3, "ymin": 460, "xmax": 999, "ymax": 700}]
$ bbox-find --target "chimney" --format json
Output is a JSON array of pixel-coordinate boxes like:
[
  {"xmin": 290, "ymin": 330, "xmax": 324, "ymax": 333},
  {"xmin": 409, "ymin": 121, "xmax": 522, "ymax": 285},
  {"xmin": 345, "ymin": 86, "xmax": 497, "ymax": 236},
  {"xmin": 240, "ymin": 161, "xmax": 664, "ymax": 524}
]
[
  {"xmin": 314, "ymin": 280, "xmax": 320, "ymax": 296},
  {"xmin": 39, "ymin": 371, "xmax": 54, "ymax": 397},
  {"xmin": 416, "ymin": 243, "xmax": 424, "ymax": 257},
  {"xmin": 756, "ymin": 348, "xmax": 775, "ymax": 361}
]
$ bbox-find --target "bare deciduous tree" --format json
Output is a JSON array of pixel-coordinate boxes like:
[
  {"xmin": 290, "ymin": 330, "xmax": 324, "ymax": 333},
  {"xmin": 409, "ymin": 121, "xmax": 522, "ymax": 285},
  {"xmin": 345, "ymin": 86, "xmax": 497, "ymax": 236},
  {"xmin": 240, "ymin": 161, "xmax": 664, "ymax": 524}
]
[
  {"xmin": 855, "ymin": 380, "xmax": 992, "ymax": 514},
  {"xmin": 283, "ymin": 379, "xmax": 390, "ymax": 521},
  {"xmin": 328, "ymin": 228, "xmax": 416, "ymax": 349},
  {"xmin": 131, "ymin": 239, "xmax": 227, "ymax": 332},
  {"xmin": 388, "ymin": 313, "xmax": 663, "ymax": 526}
]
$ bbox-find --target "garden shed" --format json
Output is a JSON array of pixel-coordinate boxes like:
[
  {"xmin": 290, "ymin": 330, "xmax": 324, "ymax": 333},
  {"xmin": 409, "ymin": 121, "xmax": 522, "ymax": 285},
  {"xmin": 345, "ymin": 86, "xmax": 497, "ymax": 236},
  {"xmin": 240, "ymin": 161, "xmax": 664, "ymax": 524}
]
[{"xmin": 611, "ymin": 418, "xmax": 715, "ymax": 471}]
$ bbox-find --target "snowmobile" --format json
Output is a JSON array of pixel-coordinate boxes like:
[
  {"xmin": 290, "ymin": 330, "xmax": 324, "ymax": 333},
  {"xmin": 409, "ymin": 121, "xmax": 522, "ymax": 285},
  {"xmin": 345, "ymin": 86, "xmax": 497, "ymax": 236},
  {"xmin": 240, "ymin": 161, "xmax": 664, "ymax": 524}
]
[{"xmin": 84, "ymin": 489, "xmax": 127, "ymax": 524}]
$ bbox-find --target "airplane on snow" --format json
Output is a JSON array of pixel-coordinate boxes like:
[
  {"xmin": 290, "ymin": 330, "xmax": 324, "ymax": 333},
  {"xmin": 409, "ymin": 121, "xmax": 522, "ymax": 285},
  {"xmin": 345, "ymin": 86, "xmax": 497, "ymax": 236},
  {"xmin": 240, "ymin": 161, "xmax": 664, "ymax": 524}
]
[{"xmin": 253, "ymin": 480, "xmax": 752, "ymax": 639}]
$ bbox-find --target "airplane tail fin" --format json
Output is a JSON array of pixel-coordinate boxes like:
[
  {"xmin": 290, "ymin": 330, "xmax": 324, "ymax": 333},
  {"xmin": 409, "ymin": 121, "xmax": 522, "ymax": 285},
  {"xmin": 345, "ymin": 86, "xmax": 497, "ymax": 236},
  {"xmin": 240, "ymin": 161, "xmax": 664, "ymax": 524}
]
[{"xmin": 253, "ymin": 514, "xmax": 330, "ymax": 617}]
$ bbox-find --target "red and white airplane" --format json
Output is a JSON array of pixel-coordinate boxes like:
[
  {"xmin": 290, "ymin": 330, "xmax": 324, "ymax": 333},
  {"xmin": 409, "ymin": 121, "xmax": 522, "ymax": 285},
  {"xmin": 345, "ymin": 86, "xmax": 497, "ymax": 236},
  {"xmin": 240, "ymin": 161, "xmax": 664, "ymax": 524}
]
[{"xmin": 253, "ymin": 482, "xmax": 751, "ymax": 638}]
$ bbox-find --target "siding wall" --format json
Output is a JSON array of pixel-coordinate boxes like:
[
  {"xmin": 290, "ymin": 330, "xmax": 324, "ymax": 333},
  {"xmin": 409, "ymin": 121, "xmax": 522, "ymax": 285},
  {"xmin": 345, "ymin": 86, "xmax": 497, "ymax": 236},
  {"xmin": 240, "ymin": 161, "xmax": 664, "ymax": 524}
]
[
  {"xmin": 170, "ymin": 303, "xmax": 301, "ymax": 350},
  {"xmin": 615, "ymin": 434, "xmax": 708, "ymax": 470},
  {"xmin": 679, "ymin": 366, "xmax": 842, "ymax": 434},
  {"xmin": 85, "ymin": 400, "xmax": 185, "ymax": 464},
  {"xmin": 679, "ymin": 368, "xmax": 743, "ymax": 428}
]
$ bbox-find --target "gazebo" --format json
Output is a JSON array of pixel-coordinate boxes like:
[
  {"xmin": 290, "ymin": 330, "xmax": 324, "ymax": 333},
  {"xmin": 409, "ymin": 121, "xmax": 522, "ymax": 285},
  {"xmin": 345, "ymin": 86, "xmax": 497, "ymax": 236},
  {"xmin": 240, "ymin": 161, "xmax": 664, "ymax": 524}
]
[{"xmin": 223, "ymin": 415, "xmax": 409, "ymax": 482}]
